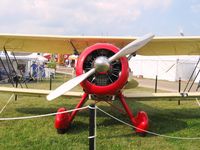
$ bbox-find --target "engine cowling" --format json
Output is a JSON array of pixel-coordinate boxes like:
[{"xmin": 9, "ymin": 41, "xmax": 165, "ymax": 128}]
[{"xmin": 76, "ymin": 43, "xmax": 129, "ymax": 95}]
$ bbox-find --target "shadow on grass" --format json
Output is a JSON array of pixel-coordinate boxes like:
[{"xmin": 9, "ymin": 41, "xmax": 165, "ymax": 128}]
[
  {"xmin": 16, "ymin": 107, "xmax": 89, "ymax": 134},
  {"xmin": 16, "ymin": 107, "xmax": 59, "ymax": 114},
  {"xmin": 15, "ymin": 103, "xmax": 78, "ymax": 115},
  {"xmin": 15, "ymin": 100, "xmax": 200, "ymax": 138},
  {"xmin": 93, "ymin": 102, "xmax": 199, "ymax": 138},
  {"xmin": 66, "ymin": 121, "xmax": 89, "ymax": 134}
]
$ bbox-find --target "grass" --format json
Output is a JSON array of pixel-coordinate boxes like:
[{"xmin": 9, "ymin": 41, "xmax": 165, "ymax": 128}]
[{"xmin": 0, "ymin": 74, "xmax": 200, "ymax": 150}]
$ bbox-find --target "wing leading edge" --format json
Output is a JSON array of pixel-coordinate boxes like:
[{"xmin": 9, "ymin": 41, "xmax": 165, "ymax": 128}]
[
  {"xmin": 0, "ymin": 87, "xmax": 83, "ymax": 98},
  {"xmin": 1, "ymin": 87, "xmax": 200, "ymax": 100},
  {"xmin": 0, "ymin": 34, "xmax": 200, "ymax": 55}
]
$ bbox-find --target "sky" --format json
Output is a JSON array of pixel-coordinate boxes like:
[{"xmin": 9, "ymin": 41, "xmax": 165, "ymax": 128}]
[{"xmin": 0, "ymin": 0, "xmax": 200, "ymax": 36}]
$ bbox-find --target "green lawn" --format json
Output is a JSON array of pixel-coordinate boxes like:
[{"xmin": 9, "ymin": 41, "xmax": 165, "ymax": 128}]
[{"xmin": 0, "ymin": 74, "xmax": 200, "ymax": 150}]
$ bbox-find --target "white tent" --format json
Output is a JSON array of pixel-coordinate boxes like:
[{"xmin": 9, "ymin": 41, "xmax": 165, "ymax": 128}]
[
  {"xmin": 0, "ymin": 52, "xmax": 48, "ymax": 79},
  {"xmin": 0, "ymin": 52, "xmax": 48, "ymax": 62},
  {"xmin": 129, "ymin": 55, "xmax": 199, "ymax": 82},
  {"xmin": 17, "ymin": 53, "xmax": 48, "ymax": 62},
  {"xmin": 0, "ymin": 51, "xmax": 15, "ymax": 59}
]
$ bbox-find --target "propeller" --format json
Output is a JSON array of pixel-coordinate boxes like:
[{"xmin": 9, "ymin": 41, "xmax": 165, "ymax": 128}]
[
  {"xmin": 46, "ymin": 68, "xmax": 95, "ymax": 101},
  {"xmin": 47, "ymin": 33, "xmax": 154, "ymax": 101},
  {"xmin": 108, "ymin": 33, "xmax": 154, "ymax": 62}
]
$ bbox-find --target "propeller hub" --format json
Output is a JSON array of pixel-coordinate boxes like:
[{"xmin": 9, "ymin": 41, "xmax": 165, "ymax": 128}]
[{"xmin": 94, "ymin": 56, "xmax": 110, "ymax": 73}]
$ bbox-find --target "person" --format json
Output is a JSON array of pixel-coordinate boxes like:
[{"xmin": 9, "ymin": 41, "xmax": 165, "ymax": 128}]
[
  {"xmin": 39, "ymin": 63, "xmax": 45, "ymax": 80},
  {"xmin": 24, "ymin": 72, "xmax": 34, "ymax": 83},
  {"xmin": 31, "ymin": 62, "xmax": 38, "ymax": 79},
  {"xmin": 65, "ymin": 59, "xmax": 69, "ymax": 67}
]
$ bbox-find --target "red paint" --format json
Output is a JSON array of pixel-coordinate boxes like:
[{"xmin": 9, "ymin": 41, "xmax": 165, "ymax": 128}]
[
  {"xmin": 55, "ymin": 93, "xmax": 88, "ymax": 130},
  {"xmin": 76, "ymin": 43, "xmax": 129, "ymax": 95},
  {"xmin": 118, "ymin": 92, "xmax": 148, "ymax": 134},
  {"xmin": 69, "ymin": 93, "xmax": 88, "ymax": 122},
  {"xmin": 134, "ymin": 111, "xmax": 149, "ymax": 133},
  {"xmin": 118, "ymin": 92, "xmax": 136, "ymax": 125},
  {"xmin": 54, "ymin": 107, "xmax": 70, "ymax": 129}
]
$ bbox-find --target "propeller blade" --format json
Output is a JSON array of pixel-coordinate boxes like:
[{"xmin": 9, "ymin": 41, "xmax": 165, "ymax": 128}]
[
  {"xmin": 109, "ymin": 33, "xmax": 154, "ymax": 62},
  {"xmin": 47, "ymin": 68, "xmax": 95, "ymax": 101}
]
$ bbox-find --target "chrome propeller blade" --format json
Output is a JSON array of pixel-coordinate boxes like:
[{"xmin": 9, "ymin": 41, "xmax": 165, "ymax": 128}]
[
  {"xmin": 108, "ymin": 33, "xmax": 154, "ymax": 62},
  {"xmin": 47, "ymin": 68, "xmax": 95, "ymax": 101}
]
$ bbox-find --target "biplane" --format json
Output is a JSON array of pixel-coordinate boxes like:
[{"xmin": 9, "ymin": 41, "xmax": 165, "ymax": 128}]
[{"xmin": 0, "ymin": 33, "xmax": 200, "ymax": 136}]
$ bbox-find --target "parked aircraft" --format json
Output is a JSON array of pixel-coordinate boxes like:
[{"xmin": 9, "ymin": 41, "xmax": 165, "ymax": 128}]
[{"xmin": 0, "ymin": 33, "xmax": 200, "ymax": 135}]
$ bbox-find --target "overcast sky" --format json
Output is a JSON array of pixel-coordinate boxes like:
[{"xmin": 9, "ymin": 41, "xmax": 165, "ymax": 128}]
[{"xmin": 0, "ymin": 0, "xmax": 200, "ymax": 36}]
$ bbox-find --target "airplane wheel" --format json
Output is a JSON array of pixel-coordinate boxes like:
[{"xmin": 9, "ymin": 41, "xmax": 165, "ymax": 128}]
[
  {"xmin": 135, "ymin": 111, "xmax": 149, "ymax": 136},
  {"xmin": 57, "ymin": 128, "xmax": 68, "ymax": 134},
  {"xmin": 54, "ymin": 107, "xmax": 70, "ymax": 134}
]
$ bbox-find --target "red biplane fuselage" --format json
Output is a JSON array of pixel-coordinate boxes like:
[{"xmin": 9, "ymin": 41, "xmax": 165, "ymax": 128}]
[{"xmin": 55, "ymin": 43, "xmax": 149, "ymax": 136}]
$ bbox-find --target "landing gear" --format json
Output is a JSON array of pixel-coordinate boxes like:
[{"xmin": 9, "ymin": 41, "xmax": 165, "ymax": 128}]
[
  {"xmin": 134, "ymin": 111, "xmax": 148, "ymax": 136},
  {"xmin": 118, "ymin": 92, "xmax": 149, "ymax": 136},
  {"xmin": 55, "ymin": 107, "xmax": 70, "ymax": 134},
  {"xmin": 54, "ymin": 92, "xmax": 148, "ymax": 136},
  {"xmin": 54, "ymin": 93, "xmax": 88, "ymax": 134}
]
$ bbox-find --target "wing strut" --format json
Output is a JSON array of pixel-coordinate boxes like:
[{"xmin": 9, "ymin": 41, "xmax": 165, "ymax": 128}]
[
  {"xmin": 69, "ymin": 41, "xmax": 79, "ymax": 55},
  {"xmin": 0, "ymin": 57, "xmax": 15, "ymax": 87},
  {"xmin": 183, "ymin": 57, "xmax": 200, "ymax": 92},
  {"xmin": 12, "ymin": 52, "xmax": 28, "ymax": 88},
  {"xmin": 3, "ymin": 48, "xmax": 23, "ymax": 88}
]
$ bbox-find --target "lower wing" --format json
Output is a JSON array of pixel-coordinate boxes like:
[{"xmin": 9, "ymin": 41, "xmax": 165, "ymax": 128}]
[
  {"xmin": 0, "ymin": 87, "xmax": 83, "ymax": 98},
  {"xmin": 0, "ymin": 87, "xmax": 199, "ymax": 100}
]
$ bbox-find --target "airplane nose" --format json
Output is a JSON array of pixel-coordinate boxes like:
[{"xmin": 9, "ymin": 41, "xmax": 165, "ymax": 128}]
[{"xmin": 94, "ymin": 56, "xmax": 110, "ymax": 73}]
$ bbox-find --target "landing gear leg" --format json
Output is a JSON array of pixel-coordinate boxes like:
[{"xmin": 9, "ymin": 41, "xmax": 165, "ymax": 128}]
[
  {"xmin": 55, "ymin": 93, "xmax": 88, "ymax": 134},
  {"xmin": 118, "ymin": 92, "xmax": 148, "ymax": 136}
]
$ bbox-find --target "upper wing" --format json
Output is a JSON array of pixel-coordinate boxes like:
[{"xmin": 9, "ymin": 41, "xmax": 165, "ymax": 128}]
[
  {"xmin": 0, "ymin": 34, "xmax": 200, "ymax": 55},
  {"xmin": 138, "ymin": 36, "xmax": 200, "ymax": 55},
  {"xmin": 0, "ymin": 34, "xmax": 133, "ymax": 54}
]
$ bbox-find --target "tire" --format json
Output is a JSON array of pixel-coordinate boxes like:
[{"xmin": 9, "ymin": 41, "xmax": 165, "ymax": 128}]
[{"xmin": 57, "ymin": 128, "xmax": 67, "ymax": 134}]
